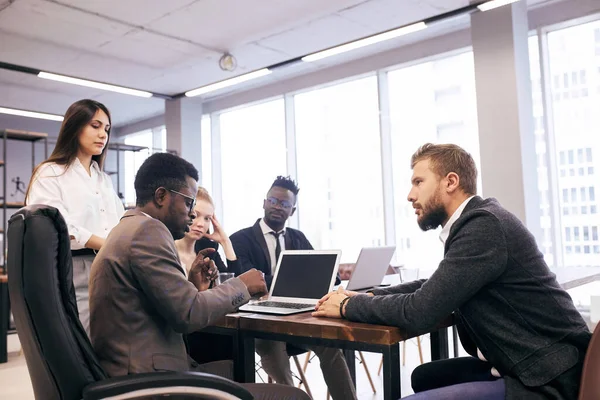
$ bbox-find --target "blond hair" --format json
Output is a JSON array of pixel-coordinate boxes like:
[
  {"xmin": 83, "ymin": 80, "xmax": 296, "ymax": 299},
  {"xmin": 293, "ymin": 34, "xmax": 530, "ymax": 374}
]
[
  {"xmin": 196, "ymin": 187, "xmax": 214, "ymax": 206},
  {"xmin": 411, "ymin": 143, "xmax": 477, "ymax": 195}
]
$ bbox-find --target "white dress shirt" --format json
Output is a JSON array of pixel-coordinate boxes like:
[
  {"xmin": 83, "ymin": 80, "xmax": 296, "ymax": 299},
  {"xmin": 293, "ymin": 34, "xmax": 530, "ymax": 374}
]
[
  {"xmin": 27, "ymin": 159, "xmax": 125, "ymax": 250},
  {"xmin": 259, "ymin": 218, "xmax": 286, "ymax": 274},
  {"xmin": 438, "ymin": 195, "xmax": 500, "ymax": 377},
  {"xmin": 439, "ymin": 195, "xmax": 475, "ymax": 244}
]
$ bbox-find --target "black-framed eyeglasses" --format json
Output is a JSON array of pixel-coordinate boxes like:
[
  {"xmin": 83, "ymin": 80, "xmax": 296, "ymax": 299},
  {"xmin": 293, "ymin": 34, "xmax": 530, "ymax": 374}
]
[
  {"xmin": 168, "ymin": 189, "xmax": 196, "ymax": 213},
  {"xmin": 265, "ymin": 196, "xmax": 293, "ymax": 210}
]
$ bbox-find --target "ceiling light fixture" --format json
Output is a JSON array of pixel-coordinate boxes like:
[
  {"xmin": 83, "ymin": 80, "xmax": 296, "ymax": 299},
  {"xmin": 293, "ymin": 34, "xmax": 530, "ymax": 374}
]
[
  {"xmin": 477, "ymin": 0, "xmax": 520, "ymax": 12},
  {"xmin": 219, "ymin": 53, "xmax": 238, "ymax": 71},
  {"xmin": 185, "ymin": 68, "xmax": 272, "ymax": 97},
  {"xmin": 0, "ymin": 106, "xmax": 64, "ymax": 121},
  {"xmin": 38, "ymin": 72, "xmax": 153, "ymax": 98},
  {"xmin": 302, "ymin": 22, "xmax": 428, "ymax": 62}
]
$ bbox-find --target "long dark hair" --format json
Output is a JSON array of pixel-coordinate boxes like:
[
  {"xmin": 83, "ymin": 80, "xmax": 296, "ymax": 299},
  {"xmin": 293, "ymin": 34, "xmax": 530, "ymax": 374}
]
[{"xmin": 25, "ymin": 99, "xmax": 112, "ymax": 203}]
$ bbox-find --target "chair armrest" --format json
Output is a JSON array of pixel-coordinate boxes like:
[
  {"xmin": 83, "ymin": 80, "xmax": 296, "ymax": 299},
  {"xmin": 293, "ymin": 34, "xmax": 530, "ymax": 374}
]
[{"xmin": 83, "ymin": 371, "xmax": 253, "ymax": 400}]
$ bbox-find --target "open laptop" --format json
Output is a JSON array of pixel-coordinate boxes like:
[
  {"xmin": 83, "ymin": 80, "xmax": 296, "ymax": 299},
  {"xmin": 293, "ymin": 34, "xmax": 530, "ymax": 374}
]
[
  {"xmin": 345, "ymin": 246, "xmax": 397, "ymax": 291},
  {"xmin": 238, "ymin": 249, "xmax": 341, "ymax": 315}
]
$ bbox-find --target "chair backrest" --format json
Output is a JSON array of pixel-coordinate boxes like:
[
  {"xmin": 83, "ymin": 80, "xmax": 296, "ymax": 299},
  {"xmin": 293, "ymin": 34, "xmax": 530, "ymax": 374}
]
[
  {"xmin": 7, "ymin": 205, "xmax": 107, "ymax": 400},
  {"xmin": 579, "ymin": 322, "xmax": 600, "ymax": 399}
]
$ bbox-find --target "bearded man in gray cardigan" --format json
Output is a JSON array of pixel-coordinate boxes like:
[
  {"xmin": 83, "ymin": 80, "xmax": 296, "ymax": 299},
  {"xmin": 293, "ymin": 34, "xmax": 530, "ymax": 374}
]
[{"xmin": 314, "ymin": 143, "xmax": 591, "ymax": 400}]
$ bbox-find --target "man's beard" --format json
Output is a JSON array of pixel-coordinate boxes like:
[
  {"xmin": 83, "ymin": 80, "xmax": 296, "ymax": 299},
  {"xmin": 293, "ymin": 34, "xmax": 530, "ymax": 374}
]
[
  {"xmin": 418, "ymin": 204, "xmax": 447, "ymax": 231},
  {"xmin": 416, "ymin": 190, "xmax": 448, "ymax": 231}
]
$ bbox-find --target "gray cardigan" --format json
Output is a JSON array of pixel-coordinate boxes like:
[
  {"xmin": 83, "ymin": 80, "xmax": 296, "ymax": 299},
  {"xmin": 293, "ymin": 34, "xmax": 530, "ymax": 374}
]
[{"xmin": 346, "ymin": 196, "xmax": 590, "ymax": 399}]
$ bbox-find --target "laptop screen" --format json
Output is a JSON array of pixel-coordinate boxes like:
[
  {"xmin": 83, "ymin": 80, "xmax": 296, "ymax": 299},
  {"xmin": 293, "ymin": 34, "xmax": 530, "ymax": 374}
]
[{"xmin": 271, "ymin": 253, "xmax": 338, "ymax": 299}]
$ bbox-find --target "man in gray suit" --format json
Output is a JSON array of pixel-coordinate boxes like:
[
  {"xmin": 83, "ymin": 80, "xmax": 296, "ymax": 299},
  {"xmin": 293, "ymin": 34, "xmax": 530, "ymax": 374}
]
[
  {"xmin": 89, "ymin": 152, "xmax": 310, "ymax": 400},
  {"xmin": 314, "ymin": 143, "xmax": 591, "ymax": 399}
]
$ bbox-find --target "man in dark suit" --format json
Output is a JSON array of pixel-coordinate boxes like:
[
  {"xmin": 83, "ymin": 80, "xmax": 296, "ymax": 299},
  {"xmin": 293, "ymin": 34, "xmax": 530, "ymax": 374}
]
[
  {"xmin": 230, "ymin": 176, "xmax": 356, "ymax": 400},
  {"xmin": 314, "ymin": 143, "xmax": 591, "ymax": 399},
  {"xmin": 89, "ymin": 154, "xmax": 310, "ymax": 400}
]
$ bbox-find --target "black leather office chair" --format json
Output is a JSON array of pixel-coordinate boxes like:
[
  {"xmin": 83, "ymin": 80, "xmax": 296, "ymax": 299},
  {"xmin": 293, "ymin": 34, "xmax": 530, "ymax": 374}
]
[{"xmin": 7, "ymin": 205, "xmax": 253, "ymax": 400}]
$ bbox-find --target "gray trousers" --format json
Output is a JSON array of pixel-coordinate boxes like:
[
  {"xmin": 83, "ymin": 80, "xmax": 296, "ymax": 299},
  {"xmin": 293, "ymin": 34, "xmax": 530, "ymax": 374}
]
[
  {"xmin": 196, "ymin": 360, "xmax": 311, "ymax": 400},
  {"xmin": 255, "ymin": 339, "xmax": 357, "ymax": 400},
  {"xmin": 72, "ymin": 254, "xmax": 94, "ymax": 336}
]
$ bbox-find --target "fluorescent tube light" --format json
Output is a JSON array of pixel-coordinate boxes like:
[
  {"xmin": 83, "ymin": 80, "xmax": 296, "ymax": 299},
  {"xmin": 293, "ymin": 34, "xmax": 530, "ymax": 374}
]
[
  {"xmin": 302, "ymin": 22, "xmax": 427, "ymax": 62},
  {"xmin": 185, "ymin": 69, "xmax": 272, "ymax": 97},
  {"xmin": 0, "ymin": 106, "xmax": 64, "ymax": 121},
  {"xmin": 38, "ymin": 72, "xmax": 153, "ymax": 98},
  {"xmin": 477, "ymin": 0, "xmax": 520, "ymax": 12}
]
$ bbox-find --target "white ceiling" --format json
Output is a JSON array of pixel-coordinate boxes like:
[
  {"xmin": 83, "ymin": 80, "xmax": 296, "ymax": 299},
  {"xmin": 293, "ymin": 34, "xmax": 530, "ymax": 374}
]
[{"xmin": 0, "ymin": 0, "xmax": 557, "ymax": 127}]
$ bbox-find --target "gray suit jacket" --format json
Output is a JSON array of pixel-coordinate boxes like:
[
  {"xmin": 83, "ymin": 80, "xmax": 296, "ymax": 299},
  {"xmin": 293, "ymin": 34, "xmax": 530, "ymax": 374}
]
[
  {"xmin": 346, "ymin": 197, "xmax": 591, "ymax": 399},
  {"xmin": 89, "ymin": 210, "xmax": 250, "ymax": 377}
]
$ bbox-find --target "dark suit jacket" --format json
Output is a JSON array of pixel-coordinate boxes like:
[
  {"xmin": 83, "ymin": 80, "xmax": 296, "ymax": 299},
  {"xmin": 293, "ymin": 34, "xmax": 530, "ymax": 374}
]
[
  {"xmin": 230, "ymin": 218, "xmax": 315, "ymax": 288},
  {"xmin": 89, "ymin": 210, "xmax": 251, "ymax": 377},
  {"xmin": 346, "ymin": 197, "xmax": 591, "ymax": 399}
]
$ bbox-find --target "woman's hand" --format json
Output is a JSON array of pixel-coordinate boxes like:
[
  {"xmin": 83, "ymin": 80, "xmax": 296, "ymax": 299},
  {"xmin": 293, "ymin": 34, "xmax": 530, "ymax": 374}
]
[
  {"xmin": 204, "ymin": 215, "xmax": 228, "ymax": 245},
  {"xmin": 205, "ymin": 215, "xmax": 237, "ymax": 261}
]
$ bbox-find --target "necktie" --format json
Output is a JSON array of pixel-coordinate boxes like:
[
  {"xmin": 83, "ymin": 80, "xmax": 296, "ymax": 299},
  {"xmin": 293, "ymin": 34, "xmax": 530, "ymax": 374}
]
[{"xmin": 270, "ymin": 231, "xmax": 282, "ymax": 264}]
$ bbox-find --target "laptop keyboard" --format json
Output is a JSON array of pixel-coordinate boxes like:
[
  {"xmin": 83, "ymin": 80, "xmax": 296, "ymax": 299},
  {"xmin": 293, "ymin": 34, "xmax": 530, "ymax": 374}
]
[{"xmin": 256, "ymin": 301, "xmax": 314, "ymax": 309}]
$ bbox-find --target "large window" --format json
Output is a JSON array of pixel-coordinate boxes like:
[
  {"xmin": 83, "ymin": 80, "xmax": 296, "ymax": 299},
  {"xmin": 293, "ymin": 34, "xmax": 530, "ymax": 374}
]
[
  {"xmin": 388, "ymin": 51, "xmax": 480, "ymax": 269},
  {"xmin": 219, "ymin": 98, "xmax": 286, "ymax": 234},
  {"xmin": 294, "ymin": 76, "xmax": 385, "ymax": 262},
  {"xmin": 123, "ymin": 128, "xmax": 165, "ymax": 206},
  {"xmin": 529, "ymin": 35, "xmax": 555, "ymax": 266},
  {"xmin": 545, "ymin": 19, "xmax": 600, "ymax": 267},
  {"xmin": 202, "ymin": 15, "xmax": 600, "ymax": 274}
]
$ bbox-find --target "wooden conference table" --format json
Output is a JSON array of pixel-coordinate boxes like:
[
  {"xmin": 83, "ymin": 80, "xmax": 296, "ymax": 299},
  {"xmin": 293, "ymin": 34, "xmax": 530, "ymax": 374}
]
[
  {"xmin": 204, "ymin": 311, "xmax": 453, "ymax": 400},
  {"xmin": 202, "ymin": 266, "xmax": 600, "ymax": 400}
]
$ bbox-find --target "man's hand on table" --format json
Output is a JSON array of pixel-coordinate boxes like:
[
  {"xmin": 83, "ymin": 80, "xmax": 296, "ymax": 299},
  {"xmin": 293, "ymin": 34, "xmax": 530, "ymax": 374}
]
[
  {"xmin": 238, "ymin": 269, "xmax": 268, "ymax": 297},
  {"xmin": 312, "ymin": 287, "xmax": 374, "ymax": 319}
]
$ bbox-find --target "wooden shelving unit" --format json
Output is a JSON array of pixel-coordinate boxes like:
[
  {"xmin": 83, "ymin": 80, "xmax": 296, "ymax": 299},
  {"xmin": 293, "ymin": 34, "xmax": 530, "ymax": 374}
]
[
  {"xmin": 0, "ymin": 129, "xmax": 48, "ymax": 274},
  {"xmin": 0, "ymin": 129, "xmax": 48, "ymax": 340},
  {"xmin": 0, "ymin": 202, "xmax": 25, "ymax": 209}
]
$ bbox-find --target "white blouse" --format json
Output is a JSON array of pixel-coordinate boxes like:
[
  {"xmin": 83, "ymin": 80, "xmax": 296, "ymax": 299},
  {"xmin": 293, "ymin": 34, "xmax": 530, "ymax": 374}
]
[{"xmin": 26, "ymin": 158, "xmax": 125, "ymax": 250}]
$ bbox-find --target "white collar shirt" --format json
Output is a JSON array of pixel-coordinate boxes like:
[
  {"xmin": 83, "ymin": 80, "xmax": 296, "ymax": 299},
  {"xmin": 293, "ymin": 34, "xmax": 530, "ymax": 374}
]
[
  {"xmin": 259, "ymin": 218, "xmax": 286, "ymax": 274},
  {"xmin": 26, "ymin": 158, "xmax": 125, "ymax": 250}
]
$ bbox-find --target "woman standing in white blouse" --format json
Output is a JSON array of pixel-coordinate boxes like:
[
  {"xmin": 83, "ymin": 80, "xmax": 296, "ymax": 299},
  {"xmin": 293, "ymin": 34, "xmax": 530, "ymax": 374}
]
[{"xmin": 25, "ymin": 99, "xmax": 124, "ymax": 334}]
